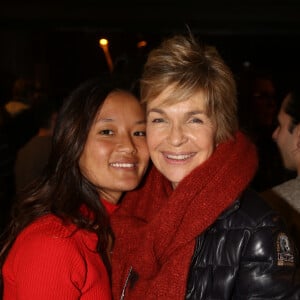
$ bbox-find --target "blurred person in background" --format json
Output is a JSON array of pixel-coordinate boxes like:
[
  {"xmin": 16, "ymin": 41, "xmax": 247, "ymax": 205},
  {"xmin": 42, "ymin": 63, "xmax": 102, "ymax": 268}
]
[
  {"xmin": 237, "ymin": 68, "xmax": 290, "ymax": 191},
  {"xmin": 262, "ymin": 87, "xmax": 300, "ymax": 246},
  {"xmin": 0, "ymin": 77, "xmax": 40, "ymax": 233},
  {"xmin": 4, "ymin": 77, "xmax": 40, "ymax": 152},
  {"xmin": 14, "ymin": 97, "xmax": 58, "ymax": 193}
]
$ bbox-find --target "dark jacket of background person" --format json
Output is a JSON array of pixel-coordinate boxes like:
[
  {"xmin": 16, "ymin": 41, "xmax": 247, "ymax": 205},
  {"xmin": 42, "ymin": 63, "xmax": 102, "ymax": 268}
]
[
  {"xmin": 0, "ymin": 77, "xmax": 41, "ymax": 233},
  {"xmin": 4, "ymin": 77, "xmax": 40, "ymax": 153},
  {"xmin": 14, "ymin": 98, "xmax": 57, "ymax": 192},
  {"xmin": 186, "ymin": 189, "xmax": 300, "ymax": 299}
]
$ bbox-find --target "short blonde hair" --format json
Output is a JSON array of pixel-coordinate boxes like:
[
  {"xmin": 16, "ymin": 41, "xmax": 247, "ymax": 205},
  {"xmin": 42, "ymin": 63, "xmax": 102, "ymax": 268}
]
[{"xmin": 140, "ymin": 34, "xmax": 238, "ymax": 143}]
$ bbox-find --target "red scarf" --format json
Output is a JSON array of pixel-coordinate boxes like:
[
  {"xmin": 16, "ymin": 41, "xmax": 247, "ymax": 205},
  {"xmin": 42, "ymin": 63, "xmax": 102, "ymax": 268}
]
[{"xmin": 111, "ymin": 131, "xmax": 258, "ymax": 299}]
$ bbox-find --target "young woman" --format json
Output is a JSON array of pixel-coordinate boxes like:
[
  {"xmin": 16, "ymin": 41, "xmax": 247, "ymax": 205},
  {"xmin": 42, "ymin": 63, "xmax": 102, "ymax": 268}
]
[
  {"xmin": 0, "ymin": 75, "xmax": 149, "ymax": 299},
  {"xmin": 111, "ymin": 35, "xmax": 300, "ymax": 299}
]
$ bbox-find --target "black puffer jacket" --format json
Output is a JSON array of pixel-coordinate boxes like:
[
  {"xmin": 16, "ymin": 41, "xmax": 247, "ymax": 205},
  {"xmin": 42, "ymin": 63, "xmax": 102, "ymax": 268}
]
[{"xmin": 186, "ymin": 189, "xmax": 300, "ymax": 299}]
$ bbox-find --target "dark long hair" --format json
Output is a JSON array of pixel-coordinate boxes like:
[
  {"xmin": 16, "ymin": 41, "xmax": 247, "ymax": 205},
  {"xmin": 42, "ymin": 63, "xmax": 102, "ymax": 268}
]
[{"xmin": 0, "ymin": 74, "xmax": 135, "ymax": 294}]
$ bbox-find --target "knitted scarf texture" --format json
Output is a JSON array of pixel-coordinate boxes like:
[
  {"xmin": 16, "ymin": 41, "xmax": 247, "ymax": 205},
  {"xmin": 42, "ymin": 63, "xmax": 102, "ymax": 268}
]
[{"xmin": 111, "ymin": 131, "xmax": 258, "ymax": 300}]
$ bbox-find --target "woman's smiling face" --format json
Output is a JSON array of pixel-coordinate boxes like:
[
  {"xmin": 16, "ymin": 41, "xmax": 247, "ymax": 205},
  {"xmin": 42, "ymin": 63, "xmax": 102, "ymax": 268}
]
[
  {"xmin": 146, "ymin": 87, "xmax": 217, "ymax": 189},
  {"xmin": 79, "ymin": 90, "xmax": 149, "ymax": 203}
]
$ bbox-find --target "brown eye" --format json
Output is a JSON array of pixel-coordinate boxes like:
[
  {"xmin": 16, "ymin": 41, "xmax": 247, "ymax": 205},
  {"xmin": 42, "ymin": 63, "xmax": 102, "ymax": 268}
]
[
  {"xmin": 134, "ymin": 131, "xmax": 146, "ymax": 136},
  {"xmin": 100, "ymin": 129, "xmax": 114, "ymax": 135}
]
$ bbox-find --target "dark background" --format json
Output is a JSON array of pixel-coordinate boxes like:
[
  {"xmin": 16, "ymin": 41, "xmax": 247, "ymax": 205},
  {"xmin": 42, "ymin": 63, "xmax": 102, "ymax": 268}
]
[
  {"xmin": 1, "ymin": 0, "xmax": 300, "ymax": 100},
  {"xmin": 0, "ymin": 1, "xmax": 299, "ymax": 229}
]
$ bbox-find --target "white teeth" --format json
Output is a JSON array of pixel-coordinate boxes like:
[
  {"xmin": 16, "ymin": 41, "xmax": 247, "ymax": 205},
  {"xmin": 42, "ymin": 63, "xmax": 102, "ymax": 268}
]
[
  {"xmin": 110, "ymin": 163, "xmax": 135, "ymax": 168},
  {"xmin": 166, "ymin": 154, "xmax": 193, "ymax": 160}
]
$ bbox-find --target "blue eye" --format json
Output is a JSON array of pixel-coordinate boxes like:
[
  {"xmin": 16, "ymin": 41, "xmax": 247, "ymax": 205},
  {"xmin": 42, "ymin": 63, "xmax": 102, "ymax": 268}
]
[{"xmin": 190, "ymin": 118, "xmax": 203, "ymax": 124}]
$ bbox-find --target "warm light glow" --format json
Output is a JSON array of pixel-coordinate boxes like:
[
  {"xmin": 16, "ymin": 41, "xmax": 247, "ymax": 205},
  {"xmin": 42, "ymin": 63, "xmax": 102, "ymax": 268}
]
[
  {"xmin": 98, "ymin": 38, "xmax": 113, "ymax": 73},
  {"xmin": 99, "ymin": 38, "xmax": 109, "ymax": 47},
  {"xmin": 137, "ymin": 40, "xmax": 147, "ymax": 48}
]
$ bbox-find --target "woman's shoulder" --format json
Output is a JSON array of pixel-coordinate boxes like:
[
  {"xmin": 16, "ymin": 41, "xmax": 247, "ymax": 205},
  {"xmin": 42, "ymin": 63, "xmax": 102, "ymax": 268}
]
[
  {"xmin": 14, "ymin": 214, "xmax": 97, "ymax": 253},
  {"xmin": 19, "ymin": 214, "xmax": 77, "ymax": 241},
  {"xmin": 7, "ymin": 215, "xmax": 80, "ymax": 261},
  {"xmin": 3, "ymin": 215, "xmax": 95, "ymax": 293},
  {"xmin": 217, "ymin": 188, "xmax": 287, "ymax": 231},
  {"xmin": 5, "ymin": 215, "xmax": 91, "ymax": 271},
  {"xmin": 240, "ymin": 189, "xmax": 274, "ymax": 216}
]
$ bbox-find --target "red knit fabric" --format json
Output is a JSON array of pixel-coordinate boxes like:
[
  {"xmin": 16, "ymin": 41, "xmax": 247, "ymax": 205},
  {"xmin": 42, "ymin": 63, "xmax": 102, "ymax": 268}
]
[
  {"xmin": 111, "ymin": 131, "xmax": 258, "ymax": 299},
  {"xmin": 2, "ymin": 201, "xmax": 118, "ymax": 300}
]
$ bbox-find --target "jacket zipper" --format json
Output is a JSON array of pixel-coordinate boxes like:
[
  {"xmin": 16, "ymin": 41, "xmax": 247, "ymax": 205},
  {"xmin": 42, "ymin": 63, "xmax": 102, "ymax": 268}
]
[{"xmin": 120, "ymin": 266, "xmax": 133, "ymax": 300}]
